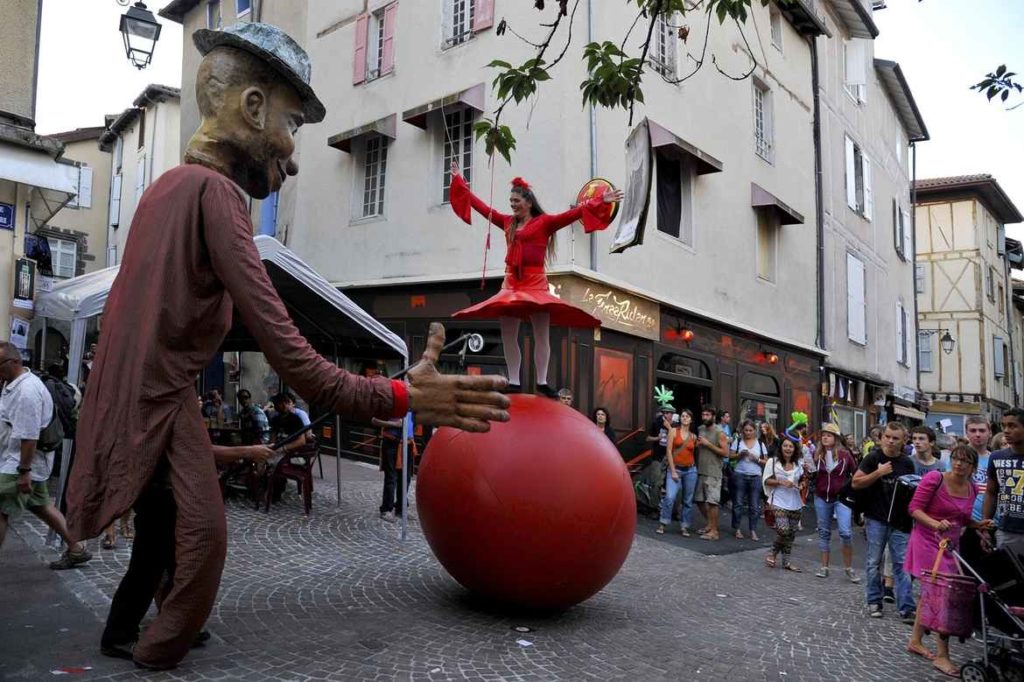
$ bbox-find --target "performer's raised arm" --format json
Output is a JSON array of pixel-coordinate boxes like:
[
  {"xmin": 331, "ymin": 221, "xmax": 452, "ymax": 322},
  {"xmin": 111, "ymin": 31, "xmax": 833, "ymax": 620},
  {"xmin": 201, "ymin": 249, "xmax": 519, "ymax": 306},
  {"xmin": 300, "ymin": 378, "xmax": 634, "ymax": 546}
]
[
  {"xmin": 542, "ymin": 186, "xmax": 623, "ymax": 236},
  {"xmin": 449, "ymin": 161, "xmax": 510, "ymax": 228}
]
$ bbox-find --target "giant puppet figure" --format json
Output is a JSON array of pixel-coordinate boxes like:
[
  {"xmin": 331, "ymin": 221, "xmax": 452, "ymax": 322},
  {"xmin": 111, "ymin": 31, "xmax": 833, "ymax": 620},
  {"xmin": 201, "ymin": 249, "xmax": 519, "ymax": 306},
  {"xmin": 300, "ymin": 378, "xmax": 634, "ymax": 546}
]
[{"xmin": 63, "ymin": 23, "xmax": 509, "ymax": 670}]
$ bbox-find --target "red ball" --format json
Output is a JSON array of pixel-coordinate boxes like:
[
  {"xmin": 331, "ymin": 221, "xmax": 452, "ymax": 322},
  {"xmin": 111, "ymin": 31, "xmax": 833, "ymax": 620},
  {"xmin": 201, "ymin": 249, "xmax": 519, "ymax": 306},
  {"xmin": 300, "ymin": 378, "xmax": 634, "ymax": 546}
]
[{"xmin": 417, "ymin": 394, "xmax": 636, "ymax": 609}]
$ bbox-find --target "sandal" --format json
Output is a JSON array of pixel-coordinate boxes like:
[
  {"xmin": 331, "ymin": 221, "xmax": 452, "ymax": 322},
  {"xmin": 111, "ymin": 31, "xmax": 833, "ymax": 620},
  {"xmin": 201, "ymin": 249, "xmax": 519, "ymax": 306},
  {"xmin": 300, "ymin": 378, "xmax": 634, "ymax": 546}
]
[
  {"xmin": 655, "ymin": 525, "xmax": 666, "ymax": 535},
  {"xmin": 701, "ymin": 533, "xmax": 719, "ymax": 541},
  {"xmin": 765, "ymin": 554, "xmax": 777, "ymax": 568},
  {"xmin": 735, "ymin": 530, "xmax": 744, "ymax": 539},
  {"xmin": 906, "ymin": 643, "xmax": 935, "ymax": 661},
  {"xmin": 120, "ymin": 526, "xmax": 134, "ymax": 540},
  {"xmin": 101, "ymin": 537, "xmax": 115, "ymax": 550},
  {"xmin": 932, "ymin": 660, "xmax": 959, "ymax": 678},
  {"xmin": 750, "ymin": 532, "xmax": 759, "ymax": 542},
  {"xmin": 783, "ymin": 563, "xmax": 802, "ymax": 573}
]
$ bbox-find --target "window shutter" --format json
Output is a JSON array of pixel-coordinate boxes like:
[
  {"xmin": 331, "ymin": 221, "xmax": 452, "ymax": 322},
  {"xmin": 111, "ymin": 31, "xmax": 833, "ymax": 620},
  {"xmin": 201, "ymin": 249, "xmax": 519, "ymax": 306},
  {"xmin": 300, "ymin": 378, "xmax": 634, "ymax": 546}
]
[
  {"xmin": 847, "ymin": 253, "xmax": 866, "ymax": 344},
  {"xmin": 845, "ymin": 137, "xmax": 857, "ymax": 211},
  {"xmin": 110, "ymin": 174, "xmax": 122, "ymax": 226},
  {"xmin": 862, "ymin": 154, "xmax": 873, "ymax": 221},
  {"xmin": 135, "ymin": 156, "xmax": 146, "ymax": 201},
  {"xmin": 994, "ymin": 337, "xmax": 1006, "ymax": 377},
  {"xmin": 353, "ymin": 13, "xmax": 369, "ymax": 85},
  {"xmin": 895, "ymin": 301, "xmax": 904, "ymax": 364},
  {"xmin": 78, "ymin": 166, "xmax": 93, "ymax": 209},
  {"xmin": 441, "ymin": 0, "xmax": 454, "ymax": 44},
  {"xmin": 892, "ymin": 199, "xmax": 900, "ymax": 254},
  {"xmin": 379, "ymin": 3, "xmax": 397, "ymax": 75},
  {"xmin": 915, "ymin": 263, "xmax": 926, "ymax": 295},
  {"xmin": 902, "ymin": 209, "xmax": 912, "ymax": 258},
  {"xmin": 845, "ymin": 39, "xmax": 866, "ymax": 86},
  {"xmin": 473, "ymin": 0, "xmax": 495, "ymax": 31},
  {"xmin": 918, "ymin": 333, "xmax": 932, "ymax": 373}
]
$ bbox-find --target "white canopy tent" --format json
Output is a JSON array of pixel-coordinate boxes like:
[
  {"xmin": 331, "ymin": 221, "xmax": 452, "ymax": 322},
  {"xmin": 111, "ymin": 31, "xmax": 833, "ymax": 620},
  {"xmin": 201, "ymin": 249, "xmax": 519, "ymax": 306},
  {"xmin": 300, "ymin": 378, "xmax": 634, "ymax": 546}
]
[{"xmin": 36, "ymin": 236, "xmax": 411, "ymax": 523}]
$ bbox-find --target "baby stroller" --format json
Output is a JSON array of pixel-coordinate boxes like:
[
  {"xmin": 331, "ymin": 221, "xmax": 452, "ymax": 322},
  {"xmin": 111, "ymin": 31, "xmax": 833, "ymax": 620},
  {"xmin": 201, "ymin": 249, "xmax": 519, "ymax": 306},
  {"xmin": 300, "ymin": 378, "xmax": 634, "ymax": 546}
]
[{"xmin": 947, "ymin": 543, "xmax": 1024, "ymax": 682}]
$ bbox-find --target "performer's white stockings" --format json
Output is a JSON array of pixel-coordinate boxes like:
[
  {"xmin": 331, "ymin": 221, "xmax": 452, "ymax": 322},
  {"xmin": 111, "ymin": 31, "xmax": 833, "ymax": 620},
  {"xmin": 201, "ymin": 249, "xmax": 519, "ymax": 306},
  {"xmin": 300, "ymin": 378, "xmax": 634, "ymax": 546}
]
[{"xmin": 499, "ymin": 313, "xmax": 552, "ymax": 386}]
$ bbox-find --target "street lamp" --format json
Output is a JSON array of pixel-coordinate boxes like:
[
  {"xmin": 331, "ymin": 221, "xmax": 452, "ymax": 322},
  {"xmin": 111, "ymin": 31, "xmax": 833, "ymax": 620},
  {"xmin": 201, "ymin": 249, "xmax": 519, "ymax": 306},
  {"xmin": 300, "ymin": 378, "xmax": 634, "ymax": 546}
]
[
  {"xmin": 921, "ymin": 328, "xmax": 956, "ymax": 356},
  {"xmin": 119, "ymin": 2, "xmax": 162, "ymax": 70}
]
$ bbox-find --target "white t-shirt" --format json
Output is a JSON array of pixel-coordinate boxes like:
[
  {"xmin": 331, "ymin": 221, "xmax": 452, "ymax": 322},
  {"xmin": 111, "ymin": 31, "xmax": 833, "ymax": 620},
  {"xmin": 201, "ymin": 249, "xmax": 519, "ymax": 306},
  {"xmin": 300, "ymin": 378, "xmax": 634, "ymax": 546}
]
[
  {"xmin": 763, "ymin": 458, "xmax": 803, "ymax": 511},
  {"xmin": 0, "ymin": 371, "xmax": 55, "ymax": 482}
]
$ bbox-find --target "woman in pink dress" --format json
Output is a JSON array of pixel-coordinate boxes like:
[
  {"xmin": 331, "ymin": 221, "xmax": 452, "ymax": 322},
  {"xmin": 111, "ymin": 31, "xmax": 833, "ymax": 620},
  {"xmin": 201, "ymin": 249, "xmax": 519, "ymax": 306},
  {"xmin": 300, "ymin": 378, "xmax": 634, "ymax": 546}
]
[
  {"xmin": 448, "ymin": 162, "xmax": 621, "ymax": 397},
  {"xmin": 904, "ymin": 445, "xmax": 996, "ymax": 677}
]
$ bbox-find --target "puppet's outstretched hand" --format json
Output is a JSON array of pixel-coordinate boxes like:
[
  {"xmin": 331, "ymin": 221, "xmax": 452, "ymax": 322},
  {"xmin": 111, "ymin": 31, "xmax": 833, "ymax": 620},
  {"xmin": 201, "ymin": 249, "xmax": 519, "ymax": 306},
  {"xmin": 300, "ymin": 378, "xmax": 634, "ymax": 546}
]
[{"xmin": 407, "ymin": 323, "xmax": 510, "ymax": 432}]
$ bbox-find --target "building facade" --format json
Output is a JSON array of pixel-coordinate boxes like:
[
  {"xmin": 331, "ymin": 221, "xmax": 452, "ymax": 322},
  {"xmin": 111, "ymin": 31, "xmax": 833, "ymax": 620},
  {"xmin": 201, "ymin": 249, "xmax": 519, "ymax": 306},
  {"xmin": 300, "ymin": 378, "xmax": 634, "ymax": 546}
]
[
  {"xmin": 812, "ymin": 0, "xmax": 929, "ymax": 439},
  {"xmin": 0, "ymin": 0, "xmax": 83, "ymax": 361},
  {"xmin": 914, "ymin": 175, "xmax": 1023, "ymax": 434},
  {"xmin": 98, "ymin": 85, "xmax": 181, "ymax": 265}
]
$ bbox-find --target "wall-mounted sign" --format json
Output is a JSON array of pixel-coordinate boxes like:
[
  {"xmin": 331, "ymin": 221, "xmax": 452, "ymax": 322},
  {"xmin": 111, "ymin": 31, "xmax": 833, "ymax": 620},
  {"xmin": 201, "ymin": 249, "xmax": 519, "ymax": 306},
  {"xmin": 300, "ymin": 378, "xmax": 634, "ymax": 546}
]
[
  {"xmin": 13, "ymin": 258, "xmax": 35, "ymax": 308},
  {"xmin": 550, "ymin": 276, "xmax": 660, "ymax": 340},
  {"xmin": 0, "ymin": 202, "xmax": 14, "ymax": 230}
]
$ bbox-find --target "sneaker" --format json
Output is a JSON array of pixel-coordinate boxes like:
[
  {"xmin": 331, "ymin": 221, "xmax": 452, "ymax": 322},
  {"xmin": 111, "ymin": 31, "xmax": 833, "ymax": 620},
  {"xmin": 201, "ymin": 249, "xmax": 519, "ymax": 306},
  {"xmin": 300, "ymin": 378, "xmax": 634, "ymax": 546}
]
[
  {"xmin": 883, "ymin": 587, "xmax": 896, "ymax": 604},
  {"xmin": 49, "ymin": 547, "xmax": 93, "ymax": 570},
  {"xmin": 379, "ymin": 511, "xmax": 398, "ymax": 524},
  {"xmin": 899, "ymin": 611, "xmax": 916, "ymax": 625},
  {"xmin": 655, "ymin": 524, "xmax": 666, "ymax": 535},
  {"xmin": 815, "ymin": 566, "xmax": 829, "ymax": 579},
  {"xmin": 845, "ymin": 568, "xmax": 861, "ymax": 584},
  {"xmin": 868, "ymin": 604, "xmax": 883, "ymax": 619}
]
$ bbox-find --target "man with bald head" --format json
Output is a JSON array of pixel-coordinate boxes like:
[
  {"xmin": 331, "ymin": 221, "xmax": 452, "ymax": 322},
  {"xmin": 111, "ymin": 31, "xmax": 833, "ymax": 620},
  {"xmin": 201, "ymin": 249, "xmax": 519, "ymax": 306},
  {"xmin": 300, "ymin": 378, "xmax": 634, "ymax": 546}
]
[{"xmin": 65, "ymin": 23, "xmax": 509, "ymax": 670}]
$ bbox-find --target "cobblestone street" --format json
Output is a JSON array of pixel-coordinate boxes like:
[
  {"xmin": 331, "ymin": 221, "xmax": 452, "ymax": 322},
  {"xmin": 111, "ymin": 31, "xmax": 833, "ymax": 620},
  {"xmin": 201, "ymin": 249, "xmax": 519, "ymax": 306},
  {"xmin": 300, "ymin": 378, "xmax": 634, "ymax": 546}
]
[{"xmin": 2, "ymin": 458, "xmax": 982, "ymax": 681}]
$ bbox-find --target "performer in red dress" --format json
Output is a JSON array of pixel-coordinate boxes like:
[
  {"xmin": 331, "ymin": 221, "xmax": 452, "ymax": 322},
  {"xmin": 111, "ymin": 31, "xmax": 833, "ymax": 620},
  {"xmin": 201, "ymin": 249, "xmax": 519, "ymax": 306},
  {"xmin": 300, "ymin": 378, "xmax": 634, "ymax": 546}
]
[{"xmin": 448, "ymin": 162, "xmax": 622, "ymax": 397}]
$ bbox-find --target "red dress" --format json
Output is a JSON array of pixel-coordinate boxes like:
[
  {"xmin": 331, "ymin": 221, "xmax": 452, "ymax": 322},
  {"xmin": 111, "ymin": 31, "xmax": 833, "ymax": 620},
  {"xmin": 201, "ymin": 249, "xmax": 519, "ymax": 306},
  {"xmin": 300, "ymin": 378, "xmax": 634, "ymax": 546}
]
[{"xmin": 449, "ymin": 174, "xmax": 610, "ymax": 328}]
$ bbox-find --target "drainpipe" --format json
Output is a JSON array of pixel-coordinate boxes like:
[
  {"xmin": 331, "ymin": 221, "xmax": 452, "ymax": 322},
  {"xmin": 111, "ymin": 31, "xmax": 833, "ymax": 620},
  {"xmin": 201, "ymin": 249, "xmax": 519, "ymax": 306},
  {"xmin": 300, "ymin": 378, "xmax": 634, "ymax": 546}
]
[
  {"xmin": 911, "ymin": 141, "xmax": 922, "ymax": 406},
  {"xmin": 587, "ymin": 0, "xmax": 598, "ymax": 272},
  {"xmin": 810, "ymin": 34, "xmax": 825, "ymax": 419}
]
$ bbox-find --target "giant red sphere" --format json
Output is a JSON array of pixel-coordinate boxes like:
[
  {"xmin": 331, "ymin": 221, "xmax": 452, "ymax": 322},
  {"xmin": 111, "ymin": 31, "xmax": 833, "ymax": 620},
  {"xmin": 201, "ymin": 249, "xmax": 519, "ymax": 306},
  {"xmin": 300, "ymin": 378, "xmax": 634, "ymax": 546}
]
[{"xmin": 417, "ymin": 394, "xmax": 636, "ymax": 609}]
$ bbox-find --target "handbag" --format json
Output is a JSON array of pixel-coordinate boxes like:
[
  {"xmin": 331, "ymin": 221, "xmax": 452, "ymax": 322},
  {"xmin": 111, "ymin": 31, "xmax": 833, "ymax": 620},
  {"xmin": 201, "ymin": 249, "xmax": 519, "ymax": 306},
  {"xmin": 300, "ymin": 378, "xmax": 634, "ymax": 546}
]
[{"xmin": 762, "ymin": 459, "xmax": 777, "ymax": 527}]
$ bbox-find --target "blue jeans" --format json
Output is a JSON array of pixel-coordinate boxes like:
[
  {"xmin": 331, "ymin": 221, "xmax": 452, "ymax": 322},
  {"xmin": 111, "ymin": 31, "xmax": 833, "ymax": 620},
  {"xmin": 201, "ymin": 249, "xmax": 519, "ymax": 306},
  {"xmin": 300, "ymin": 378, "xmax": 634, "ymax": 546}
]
[
  {"xmin": 659, "ymin": 467, "xmax": 697, "ymax": 528},
  {"xmin": 730, "ymin": 472, "xmax": 762, "ymax": 533},
  {"xmin": 814, "ymin": 497, "xmax": 853, "ymax": 552},
  {"xmin": 865, "ymin": 518, "xmax": 915, "ymax": 613}
]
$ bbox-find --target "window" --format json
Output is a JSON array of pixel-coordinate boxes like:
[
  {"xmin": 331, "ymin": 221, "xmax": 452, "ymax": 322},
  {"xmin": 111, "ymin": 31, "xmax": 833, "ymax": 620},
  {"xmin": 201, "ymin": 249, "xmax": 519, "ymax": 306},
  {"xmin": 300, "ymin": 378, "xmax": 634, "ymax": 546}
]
[
  {"xmin": 847, "ymin": 253, "xmax": 866, "ymax": 344},
  {"xmin": 753, "ymin": 81, "xmax": 773, "ymax": 162},
  {"xmin": 918, "ymin": 332, "xmax": 933, "ymax": 373},
  {"xmin": 135, "ymin": 155, "xmax": 146, "ymax": 201},
  {"xmin": 994, "ymin": 336, "xmax": 1006, "ymax": 380},
  {"xmin": 235, "ymin": 0, "xmax": 251, "ymax": 17},
  {"xmin": 843, "ymin": 39, "xmax": 867, "ymax": 103},
  {"xmin": 893, "ymin": 199, "xmax": 911, "ymax": 260},
  {"xmin": 769, "ymin": 4, "xmax": 783, "ymax": 51},
  {"xmin": 361, "ymin": 135, "xmax": 389, "ymax": 218},
  {"xmin": 355, "ymin": 4, "xmax": 396, "ymax": 84},
  {"xmin": 442, "ymin": 108, "xmax": 475, "ymax": 203},
  {"xmin": 259, "ymin": 191, "xmax": 279, "ymax": 236},
  {"xmin": 896, "ymin": 301, "xmax": 909, "ymax": 367},
  {"xmin": 845, "ymin": 136, "xmax": 872, "ymax": 220},
  {"xmin": 51, "ymin": 238, "xmax": 77, "ymax": 279},
  {"xmin": 987, "ymin": 267, "xmax": 996, "ymax": 300},
  {"xmin": 109, "ymin": 174, "xmax": 122, "ymax": 227},
  {"xmin": 206, "ymin": 0, "xmax": 221, "ymax": 29},
  {"xmin": 68, "ymin": 166, "xmax": 93, "ymax": 209},
  {"xmin": 650, "ymin": 12, "xmax": 678, "ymax": 77},
  {"xmin": 655, "ymin": 150, "xmax": 694, "ymax": 246},
  {"xmin": 137, "ymin": 109, "xmax": 146, "ymax": 150},
  {"xmin": 914, "ymin": 263, "xmax": 926, "ymax": 295},
  {"xmin": 740, "ymin": 372, "xmax": 780, "ymax": 429},
  {"xmin": 756, "ymin": 210, "xmax": 778, "ymax": 282},
  {"xmin": 114, "ymin": 136, "xmax": 123, "ymax": 173},
  {"xmin": 999, "ymin": 283, "xmax": 1005, "ymax": 314},
  {"xmin": 444, "ymin": 0, "xmax": 474, "ymax": 47}
]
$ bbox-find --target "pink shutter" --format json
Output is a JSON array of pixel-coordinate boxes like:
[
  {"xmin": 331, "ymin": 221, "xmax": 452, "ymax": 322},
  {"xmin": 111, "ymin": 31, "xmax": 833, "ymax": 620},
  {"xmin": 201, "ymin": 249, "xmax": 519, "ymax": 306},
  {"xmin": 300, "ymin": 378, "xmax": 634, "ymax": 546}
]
[
  {"xmin": 380, "ymin": 2, "xmax": 397, "ymax": 75},
  {"xmin": 473, "ymin": 0, "xmax": 494, "ymax": 31},
  {"xmin": 352, "ymin": 13, "xmax": 369, "ymax": 85}
]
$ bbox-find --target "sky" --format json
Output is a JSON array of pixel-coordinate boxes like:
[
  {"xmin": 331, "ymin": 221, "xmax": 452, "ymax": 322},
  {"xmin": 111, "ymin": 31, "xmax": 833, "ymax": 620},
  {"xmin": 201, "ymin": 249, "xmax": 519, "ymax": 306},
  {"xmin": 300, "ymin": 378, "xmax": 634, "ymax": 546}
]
[{"xmin": 33, "ymin": 1, "xmax": 1024, "ymax": 235}]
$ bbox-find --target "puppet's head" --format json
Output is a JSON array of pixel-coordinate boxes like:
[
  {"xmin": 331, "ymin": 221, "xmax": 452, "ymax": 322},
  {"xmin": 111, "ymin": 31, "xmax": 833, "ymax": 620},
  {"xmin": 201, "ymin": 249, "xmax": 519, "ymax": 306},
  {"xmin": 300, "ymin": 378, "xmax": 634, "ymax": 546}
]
[{"xmin": 186, "ymin": 23, "xmax": 325, "ymax": 199}]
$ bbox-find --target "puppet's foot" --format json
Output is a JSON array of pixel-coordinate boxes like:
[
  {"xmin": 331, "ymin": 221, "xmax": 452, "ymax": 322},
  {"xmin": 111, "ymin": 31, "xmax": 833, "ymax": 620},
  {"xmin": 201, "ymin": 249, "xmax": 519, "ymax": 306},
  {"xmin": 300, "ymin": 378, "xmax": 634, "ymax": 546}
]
[
  {"xmin": 505, "ymin": 384, "xmax": 522, "ymax": 394},
  {"xmin": 536, "ymin": 384, "xmax": 558, "ymax": 399}
]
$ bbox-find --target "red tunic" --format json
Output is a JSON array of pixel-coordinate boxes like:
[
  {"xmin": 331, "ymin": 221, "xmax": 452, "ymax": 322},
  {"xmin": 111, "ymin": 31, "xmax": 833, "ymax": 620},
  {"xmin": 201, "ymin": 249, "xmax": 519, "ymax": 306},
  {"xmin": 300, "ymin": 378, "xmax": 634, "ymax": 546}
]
[
  {"xmin": 448, "ymin": 174, "xmax": 609, "ymax": 328},
  {"xmin": 66, "ymin": 163, "xmax": 408, "ymax": 540}
]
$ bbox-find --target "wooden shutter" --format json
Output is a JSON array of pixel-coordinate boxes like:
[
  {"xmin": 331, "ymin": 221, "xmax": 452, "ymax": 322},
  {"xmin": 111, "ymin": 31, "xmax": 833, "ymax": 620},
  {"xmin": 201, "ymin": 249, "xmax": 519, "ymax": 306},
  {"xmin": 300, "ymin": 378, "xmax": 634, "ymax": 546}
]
[
  {"xmin": 862, "ymin": 154, "xmax": 873, "ymax": 221},
  {"xmin": 847, "ymin": 253, "xmax": 866, "ymax": 344},
  {"xmin": 845, "ymin": 39, "xmax": 866, "ymax": 87},
  {"xmin": 845, "ymin": 137, "xmax": 857, "ymax": 211},
  {"xmin": 473, "ymin": 0, "xmax": 495, "ymax": 31},
  {"xmin": 78, "ymin": 166, "xmax": 93, "ymax": 209},
  {"xmin": 901, "ymin": 209, "xmax": 912, "ymax": 258},
  {"xmin": 110, "ymin": 174, "xmax": 122, "ymax": 226},
  {"xmin": 895, "ymin": 301, "xmax": 904, "ymax": 364},
  {"xmin": 994, "ymin": 337, "xmax": 1006, "ymax": 377},
  {"xmin": 353, "ymin": 13, "xmax": 369, "ymax": 84},
  {"xmin": 380, "ymin": 3, "xmax": 397, "ymax": 75}
]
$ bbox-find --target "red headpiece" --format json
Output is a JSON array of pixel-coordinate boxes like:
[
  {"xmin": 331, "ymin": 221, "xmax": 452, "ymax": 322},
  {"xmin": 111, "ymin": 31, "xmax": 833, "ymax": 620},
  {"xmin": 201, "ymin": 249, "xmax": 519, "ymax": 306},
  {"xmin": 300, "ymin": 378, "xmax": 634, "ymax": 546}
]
[{"xmin": 510, "ymin": 177, "xmax": 532, "ymax": 191}]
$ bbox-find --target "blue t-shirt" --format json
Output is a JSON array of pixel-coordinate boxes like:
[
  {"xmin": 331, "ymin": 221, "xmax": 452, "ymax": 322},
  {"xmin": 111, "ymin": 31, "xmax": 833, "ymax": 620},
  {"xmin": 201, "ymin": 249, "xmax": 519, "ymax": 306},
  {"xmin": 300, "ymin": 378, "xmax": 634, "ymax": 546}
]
[{"xmin": 987, "ymin": 448, "xmax": 1024, "ymax": 533}]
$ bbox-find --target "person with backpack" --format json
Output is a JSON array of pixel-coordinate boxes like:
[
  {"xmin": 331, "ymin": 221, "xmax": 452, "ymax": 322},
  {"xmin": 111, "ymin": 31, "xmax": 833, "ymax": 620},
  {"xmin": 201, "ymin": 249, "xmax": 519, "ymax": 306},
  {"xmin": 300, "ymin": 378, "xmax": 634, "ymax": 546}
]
[
  {"xmin": 729, "ymin": 420, "xmax": 767, "ymax": 541},
  {"xmin": 0, "ymin": 342, "xmax": 91, "ymax": 567},
  {"xmin": 811, "ymin": 424, "xmax": 860, "ymax": 582}
]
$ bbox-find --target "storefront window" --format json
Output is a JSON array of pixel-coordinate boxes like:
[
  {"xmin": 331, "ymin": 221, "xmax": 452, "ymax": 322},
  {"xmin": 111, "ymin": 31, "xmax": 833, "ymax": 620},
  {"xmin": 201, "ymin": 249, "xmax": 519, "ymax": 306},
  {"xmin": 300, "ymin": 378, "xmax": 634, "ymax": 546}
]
[
  {"xmin": 740, "ymin": 398, "xmax": 779, "ymax": 429},
  {"xmin": 657, "ymin": 353, "xmax": 711, "ymax": 380},
  {"xmin": 740, "ymin": 372, "xmax": 780, "ymax": 429},
  {"xmin": 834, "ymin": 405, "xmax": 867, "ymax": 442}
]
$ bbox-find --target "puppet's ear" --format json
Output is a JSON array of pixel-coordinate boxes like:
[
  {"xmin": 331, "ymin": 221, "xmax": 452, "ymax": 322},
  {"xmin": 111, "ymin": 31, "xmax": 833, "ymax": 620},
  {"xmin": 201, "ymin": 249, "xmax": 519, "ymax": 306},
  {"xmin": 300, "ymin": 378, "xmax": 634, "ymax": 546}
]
[{"xmin": 240, "ymin": 86, "xmax": 268, "ymax": 130}]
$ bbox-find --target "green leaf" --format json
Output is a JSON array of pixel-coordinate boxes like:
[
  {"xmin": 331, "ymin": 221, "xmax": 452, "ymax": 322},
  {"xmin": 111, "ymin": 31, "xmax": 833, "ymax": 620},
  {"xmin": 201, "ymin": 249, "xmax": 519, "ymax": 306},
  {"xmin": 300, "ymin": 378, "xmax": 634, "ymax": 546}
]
[{"xmin": 996, "ymin": 64, "xmax": 1007, "ymax": 77}]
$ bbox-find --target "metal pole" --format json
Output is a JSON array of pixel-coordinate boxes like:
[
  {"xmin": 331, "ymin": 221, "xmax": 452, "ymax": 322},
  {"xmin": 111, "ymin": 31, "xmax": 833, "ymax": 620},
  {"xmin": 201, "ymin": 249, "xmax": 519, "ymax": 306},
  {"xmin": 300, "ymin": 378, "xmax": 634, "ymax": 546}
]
[{"xmin": 334, "ymin": 343, "xmax": 341, "ymax": 507}]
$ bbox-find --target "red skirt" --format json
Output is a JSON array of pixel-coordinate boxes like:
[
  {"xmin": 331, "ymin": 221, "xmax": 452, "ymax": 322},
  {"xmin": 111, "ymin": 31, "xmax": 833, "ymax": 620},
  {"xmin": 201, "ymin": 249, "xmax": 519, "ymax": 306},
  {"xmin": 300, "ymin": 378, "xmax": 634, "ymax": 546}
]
[{"xmin": 453, "ymin": 268, "xmax": 601, "ymax": 328}]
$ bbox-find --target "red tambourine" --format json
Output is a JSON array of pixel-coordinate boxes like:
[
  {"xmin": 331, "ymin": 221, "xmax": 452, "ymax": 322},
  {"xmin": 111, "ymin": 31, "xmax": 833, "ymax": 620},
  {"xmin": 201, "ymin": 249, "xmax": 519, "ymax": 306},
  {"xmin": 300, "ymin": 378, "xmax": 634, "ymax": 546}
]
[{"xmin": 576, "ymin": 178, "xmax": 619, "ymax": 229}]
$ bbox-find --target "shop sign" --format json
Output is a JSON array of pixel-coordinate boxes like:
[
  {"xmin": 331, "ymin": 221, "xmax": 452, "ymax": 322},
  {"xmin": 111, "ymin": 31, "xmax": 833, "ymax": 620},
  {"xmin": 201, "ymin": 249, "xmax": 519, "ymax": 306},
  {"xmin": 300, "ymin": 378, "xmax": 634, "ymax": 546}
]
[
  {"xmin": 551, "ymin": 276, "xmax": 660, "ymax": 340},
  {"xmin": 0, "ymin": 202, "xmax": 14, "ymax": 230}
]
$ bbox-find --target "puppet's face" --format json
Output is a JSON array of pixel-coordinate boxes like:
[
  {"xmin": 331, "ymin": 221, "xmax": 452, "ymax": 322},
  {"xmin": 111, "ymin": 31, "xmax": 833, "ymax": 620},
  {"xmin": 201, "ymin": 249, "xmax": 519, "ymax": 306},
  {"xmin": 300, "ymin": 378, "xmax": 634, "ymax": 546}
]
[{"xmin": 236, "ymin": 83, "xmax": 303, "ymax": 198}]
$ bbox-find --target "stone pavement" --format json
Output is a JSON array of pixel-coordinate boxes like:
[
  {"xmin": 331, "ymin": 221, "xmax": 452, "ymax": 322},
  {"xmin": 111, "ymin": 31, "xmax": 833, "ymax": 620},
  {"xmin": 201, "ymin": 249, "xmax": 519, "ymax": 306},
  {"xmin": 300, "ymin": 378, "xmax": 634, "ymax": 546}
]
[{"xmin": 1, "ymin": 457, "xmax": 983, "ymax": 681}]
